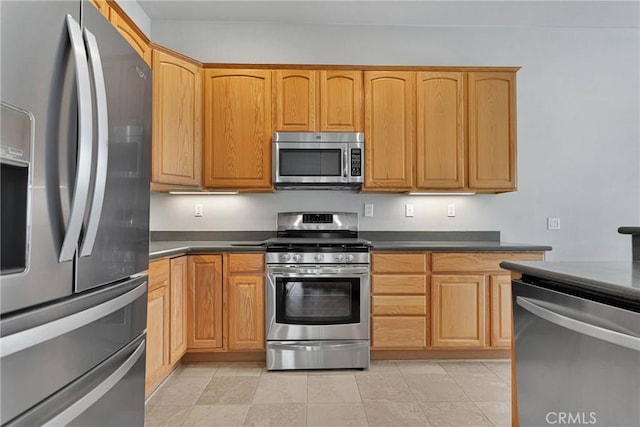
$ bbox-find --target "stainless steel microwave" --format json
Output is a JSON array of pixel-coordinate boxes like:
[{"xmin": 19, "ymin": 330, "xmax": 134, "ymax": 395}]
[{"xmin": 272, "ymin": 132, "xmax": 364, "ymax": 190}]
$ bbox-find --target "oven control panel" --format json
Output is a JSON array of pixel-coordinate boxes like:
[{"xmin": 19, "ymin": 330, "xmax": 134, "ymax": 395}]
[
  {"xmin": 266, "ymin": 252, "xmax": 370, "ymax": 265},
  {"xmin": 302, "ymin": 213, "xmax": 333, "ymax": 224}
]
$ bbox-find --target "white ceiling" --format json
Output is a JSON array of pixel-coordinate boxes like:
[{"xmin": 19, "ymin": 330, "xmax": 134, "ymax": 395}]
[{"xmin": 137, "ymin": 1, "xmax": 639, "ymax": 28}]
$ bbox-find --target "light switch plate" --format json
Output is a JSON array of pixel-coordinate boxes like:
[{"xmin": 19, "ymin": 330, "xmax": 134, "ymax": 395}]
[
  {"xmin": 447, "ymin": 204, "xmax": 456, "ymax": 217},
  {"xmin": 194, "ymin": 203, "xmax": 203, "ymax": 217}
]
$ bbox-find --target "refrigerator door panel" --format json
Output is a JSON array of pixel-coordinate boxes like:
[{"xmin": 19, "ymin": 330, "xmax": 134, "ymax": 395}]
[
  {"xmin": 76, "ymin": 4, "xmax": 151, "ymax": 292},
  {"xmin": 5, "ymin": 334, "xmax": 146, "ymax": 427},
  {"xmin": 0, "ymin": 1, "xmax": 80, "ymax": 314},
  {"xmin": 0, "ymin": 276, "xmax": 147, "ymax": 425}
]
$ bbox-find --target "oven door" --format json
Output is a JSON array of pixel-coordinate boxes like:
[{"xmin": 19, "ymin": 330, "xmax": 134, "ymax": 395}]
[
  {"xmin": 273, "ymin": 142, "xmax": 361, "ymax": 185},
  {"xmin": 266, "ymin": 265, "xmax": 370, "ymax": 341}
]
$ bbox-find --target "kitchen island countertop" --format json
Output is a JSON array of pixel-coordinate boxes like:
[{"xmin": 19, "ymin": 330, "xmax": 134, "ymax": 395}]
[{"xmin": 501, "ymin": 260, "xmax": 640, "ymax": 303}]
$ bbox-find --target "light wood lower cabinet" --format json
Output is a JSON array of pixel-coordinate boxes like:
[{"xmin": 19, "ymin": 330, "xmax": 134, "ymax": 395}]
[
  {"xmin": 227, "ymin": 254, "xmax": 265, "ymax": 351},
  {"xmin": 430, "ymin": 274, "xmax": 487, "ymax": 348},
  {"xmin": 146, "ymin": 259, "xmax": 170, "ymax": 395},
  {"xmin": 490, "ymin": 274, "xmax": 513, "ymax": 347},
  {"xmin": 371, "ymin": 253, "xmax": 428, "ymax": 349},
  {"xmin": 169, "ymin": 256, "xmax": 188, "ymax": 364},
  {"xmin": 187, "ymin": 255, "xmax": 223, "ymax": 349}
]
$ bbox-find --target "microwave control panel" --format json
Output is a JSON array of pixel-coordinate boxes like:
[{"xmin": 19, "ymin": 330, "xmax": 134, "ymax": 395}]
[{"xmin": 350, "ymin": 149, "xmax": 362, "ymax": 177}]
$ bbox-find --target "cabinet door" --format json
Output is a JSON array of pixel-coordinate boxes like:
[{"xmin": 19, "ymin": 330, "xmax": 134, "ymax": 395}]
[
  {"xmin": 169, "ymin": 256, "xmax": 188, "ymax": 364},
  {"xmin": 468, "ymin": 71, "xmax": 516, "ymax": 191},
  {"xmin": 151, "ymin": 50, "xmax": 202, "ymax": 186},
  {"xmin": 152, "ymin": 50, "xmax": 202, "ymax": 186},
  {"xmin": 416, "ymin": 72, "xmax": 465, "ymax": 189},
  {"xmin": 490, "ymin": 274, "xmax": 513, "ymax": 348},
  {"xmin": 372, "ymin": 317, "xmax": 426, "ymax": 349},
  {"xmin": 227, "ymin": 275, "xmax": 265, "ymax": 350},
  {"xmin": 431, "ymin": 274, "xmax": 487, "ymax": 348},
  {"xmin": 363, "ymin": 71, "xmax": 414, "ymax": 191},
  {"xmin": 273, "ymin": 70, "xmax": 317, "ymax": 131},
  {"xmin": 203, "ymin": 69, "xmax": 272, "ymax": 189},
  {"xmin": 146, "ymin": 283, "xmax": 169, "ymax": 394},
  {"xmin": 320, "ymin": 70, "xmax": 363, "ymax": 131},
  {"xmin": 187, "ymin": 255, "xmax": 223, "ymax": 349},
  {"xmin": 109, "ymin": 11, "xmax": 151, "ymax": 66}
]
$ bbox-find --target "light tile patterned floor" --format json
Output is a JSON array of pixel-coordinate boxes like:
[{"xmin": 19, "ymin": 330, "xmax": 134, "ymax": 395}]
[{"xmin": 145, "ymin": 359, "xmax": 512, "ymax": 427}]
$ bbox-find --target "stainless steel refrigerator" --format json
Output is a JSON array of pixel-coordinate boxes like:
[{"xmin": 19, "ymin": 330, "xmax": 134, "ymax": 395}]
[{"xmin": 0, "ymin": 1, "xmax": 151, "ymax": 425}]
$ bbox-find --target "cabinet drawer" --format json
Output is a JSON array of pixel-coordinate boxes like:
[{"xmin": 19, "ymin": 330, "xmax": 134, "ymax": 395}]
[
  {"xmin": 371, "ymin": 317, "xmax": 426, "ymax": 349},
  {"xmin": 372, "ymin": 296, "xmax": 426, "ymax": 315},
  {"xmin": 228, "ymin": 253, "xmax": 265, "ymax": 273},
  {"xmin": 372, "ymin": 253, "xmax": 427, "ymax": 273},
  {"xmin": 372, "ymin": 275, "xmax": 426, "ymax": 294},
  {"xmin": 148, "ymin": 258, "xmax": 169, "ymax": 290},
  {"xmin": 432, "ymin": 252, "xmax": 544, "ymax": 272}
]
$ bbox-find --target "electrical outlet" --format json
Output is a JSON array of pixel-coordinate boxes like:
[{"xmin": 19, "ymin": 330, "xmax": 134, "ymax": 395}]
[
  {"xmin": 547, "ymin": 217, "xmax": 560, "ymax": 230},
  {"xmin": 364, "ymin": 204, "xmax": 374, "ymax": 217},
  {"xmin": 194, "ymin": 203, "xmax": 203, "ymax": 217},
  {"xmin": 447, "ymin": 204, "xmax": 456, "ymax": 217},
  {"xmin": 405, "ymin": 204, "xmax": 414, "ymax": 217}
]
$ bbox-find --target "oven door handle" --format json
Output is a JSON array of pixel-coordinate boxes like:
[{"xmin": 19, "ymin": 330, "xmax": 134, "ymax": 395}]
[{"xmin": 267, "ymin": 267, "xmax": 370, "ymax": 276}]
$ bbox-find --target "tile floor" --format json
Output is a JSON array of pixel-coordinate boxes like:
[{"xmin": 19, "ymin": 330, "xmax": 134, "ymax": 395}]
[{"xmin": 145, "ymin": 359, "xmax": 512, "ymax": 427}]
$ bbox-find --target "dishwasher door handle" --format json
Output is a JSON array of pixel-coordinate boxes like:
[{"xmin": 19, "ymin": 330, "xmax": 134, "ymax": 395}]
[{"xmin": 516, "ymin": 296, "xmax": 640, "ymax": 352}]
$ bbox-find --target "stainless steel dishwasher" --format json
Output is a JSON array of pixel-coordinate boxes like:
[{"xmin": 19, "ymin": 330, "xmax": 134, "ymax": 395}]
[{"xmin": 512, "ymin": 279, "xmax": 640, "ymax": 427}]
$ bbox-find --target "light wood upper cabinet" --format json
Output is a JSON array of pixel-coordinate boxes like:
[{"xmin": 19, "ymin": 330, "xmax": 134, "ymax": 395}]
[
  {"xmin": 152, "ymin": 50, "xmax": 202, "ymax": 187},
  {"xmin": 109, "ymin": 11, "xmax": 151, "ymax": 66},
  {"xmin": 169, "ymin": 256, "xmax": 188, "ymax": 364},
  {"xmin": 468, "ymin": 71, "xmax": 517, "ymax": 191},
  {"xmin": 320, "ymin": 70, "xmax": 363, "ymax": 131},
  {"xmin": 416, "ymin": 72, "xmax": 465, "ymax": 189},
  {"xmin": 431, "ymin": 274, "xmax": 487, "ymax": 348},
  {"xmin": 187, "ymin": 255, "xmax": 223, "ymax": 349},
  {"xmin": 273, "ymin": 70, "xmax": 317, "ymax": 131},
  {"xmin": 226, "ymin": 254, "xmax": 265, "ymax": 351},
  {"xmin": 364, "ymin": 71, "xmax": 415, "ymax": 191},
  {"xmin": 273, "ymin": 69, "xmax": 362, "ymax": 132},
  {"xmin": 203, "ymin": 69, "xmax": 272, "ymax": 189}
]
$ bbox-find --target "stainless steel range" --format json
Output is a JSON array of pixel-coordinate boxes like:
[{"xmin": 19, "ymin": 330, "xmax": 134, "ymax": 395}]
[{"xmin": 265, "ymin": 212, "xmax": 371, "ymax": 370}]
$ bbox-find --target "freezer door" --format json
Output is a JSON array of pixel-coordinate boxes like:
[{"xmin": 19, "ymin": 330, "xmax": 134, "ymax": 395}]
[
  {"xmin": 0, "ymin": 276, "xmax": 147, "ymax": 425},
  {"xmin": 0, "ymin": 1, "xmax": 80, "ymax": 314},
  {"xmin": 5, "ymin": 334, "xmax": 146, "ymax": 427},
  {"xmin": 76, "ymin": 4, "xmax": 151, "ymax": 292}
]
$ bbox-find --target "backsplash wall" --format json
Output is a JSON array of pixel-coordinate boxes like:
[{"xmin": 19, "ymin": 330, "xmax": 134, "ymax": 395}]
[{"xmin": 149, "ymin": 17, "xmax": 639, "ymax": 262}]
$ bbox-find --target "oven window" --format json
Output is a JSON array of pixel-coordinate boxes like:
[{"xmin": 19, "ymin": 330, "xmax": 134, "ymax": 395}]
[
  {"xmin": 276, "ymin": 277, "xmax": 360, "ymax": 325},
  {"xmin": 279, "ymin": 149, "xmax": 341, "ymax": 177}
]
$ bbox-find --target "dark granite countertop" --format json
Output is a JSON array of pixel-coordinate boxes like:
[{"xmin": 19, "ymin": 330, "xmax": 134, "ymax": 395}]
[
  {"xmin": 501, "ymin": 261, "xmax": 640, "ymax": 302},
  {"xmin": 149, "ymin": 235, "xmax": 551, "ymax": 260}
]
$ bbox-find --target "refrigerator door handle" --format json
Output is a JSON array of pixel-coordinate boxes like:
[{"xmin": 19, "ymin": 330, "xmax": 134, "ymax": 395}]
[
  {"xmin": 41, "ymin": 339, "xmax": 146, "ymax": 427},
  {"xmin": 59, "ymin": 14, "xmax": 93, "ymax": 263},
  {"xmin": 516, "ymin": 296, "xmax": 640, "ymax": 352},
  {"xmin": 0, "ymin": 282, "xmax": 146, "ymax": 358},
  {"xmin": 79, "ymin": 28, "xmax": 109, "ymax": 257}
]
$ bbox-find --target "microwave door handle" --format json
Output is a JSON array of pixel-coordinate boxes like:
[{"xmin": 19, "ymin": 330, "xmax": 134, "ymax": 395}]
[
  {"xmin": 59, "ymin": 14, "xmax": 93, "ymax": 263},
  {"xmin": 79, "ymin": 28, "xmax": 109, "ymax": 257},
  {"xmin": 343, "ymin": 148, "xmax": 348, "ymax": 178}
]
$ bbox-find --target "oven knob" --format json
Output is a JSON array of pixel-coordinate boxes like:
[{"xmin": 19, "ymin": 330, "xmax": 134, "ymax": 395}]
[
  {"xmin": 345, "ymin": 254, "xmax": 355, "ymax": 262},
  {"xmin": 314, "ymin": 254, "xmax": 324, "ymax": 262},
  {"xmin": 281, "ymin": 253, "xmax": 292, "ymax": 262},
  {"xmin": 293, "ymin": 254, "xmax": 302, "ymax": 262},
  {"xmin": 334, "ymin": 254, "xmax": 344, "ymax": 262}
]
